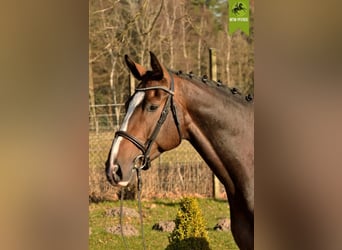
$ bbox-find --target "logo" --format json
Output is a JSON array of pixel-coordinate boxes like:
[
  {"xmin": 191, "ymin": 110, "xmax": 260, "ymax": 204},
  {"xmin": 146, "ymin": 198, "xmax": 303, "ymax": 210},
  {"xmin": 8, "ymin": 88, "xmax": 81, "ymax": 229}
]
[
  {"xmin": 228, "ymin": 0, "xmax": 250, "ymax": 35},
  {"xmin": 232, "ymin": 2, "xmax": 247, "ymax": 17}
]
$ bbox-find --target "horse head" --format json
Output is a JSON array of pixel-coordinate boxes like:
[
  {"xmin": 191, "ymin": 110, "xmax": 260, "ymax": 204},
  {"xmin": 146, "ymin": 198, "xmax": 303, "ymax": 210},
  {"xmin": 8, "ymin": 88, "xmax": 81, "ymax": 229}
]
[{"xmin": 106, "ymin": 52, "xmax": 182, "ymax": 186}]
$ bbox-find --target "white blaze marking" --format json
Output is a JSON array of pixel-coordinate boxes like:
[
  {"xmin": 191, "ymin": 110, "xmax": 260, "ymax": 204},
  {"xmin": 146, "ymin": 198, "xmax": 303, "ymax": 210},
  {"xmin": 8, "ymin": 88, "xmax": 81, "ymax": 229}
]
[{"xmin": 109, "ymin": 92, "xmax": 145, "ymax": 166}]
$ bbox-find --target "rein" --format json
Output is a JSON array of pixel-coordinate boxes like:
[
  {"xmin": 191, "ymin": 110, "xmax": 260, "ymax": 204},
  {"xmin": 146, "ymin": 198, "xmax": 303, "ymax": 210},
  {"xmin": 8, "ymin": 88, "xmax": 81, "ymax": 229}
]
[
  {"xmin": 115, "ymin": 70, "xmax": 182, "ymax": 170},
  {"xmin": 119, "ymin": 166, "xmax": 145, "ymax": 250}
]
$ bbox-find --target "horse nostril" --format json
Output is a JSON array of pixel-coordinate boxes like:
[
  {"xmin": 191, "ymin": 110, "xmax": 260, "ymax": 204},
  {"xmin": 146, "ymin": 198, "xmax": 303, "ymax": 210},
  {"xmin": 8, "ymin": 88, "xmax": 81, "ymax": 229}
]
[{"xmin": 112, "ymin": 164, "xmax": 122, "ymax": 183}]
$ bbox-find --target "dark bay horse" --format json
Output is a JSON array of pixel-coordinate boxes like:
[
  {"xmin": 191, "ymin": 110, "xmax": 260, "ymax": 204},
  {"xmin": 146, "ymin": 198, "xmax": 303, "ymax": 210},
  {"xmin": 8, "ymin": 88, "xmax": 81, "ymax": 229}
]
[{"xmin": 106, "ymin": 52, "xmax": 254, "ymax": 249}]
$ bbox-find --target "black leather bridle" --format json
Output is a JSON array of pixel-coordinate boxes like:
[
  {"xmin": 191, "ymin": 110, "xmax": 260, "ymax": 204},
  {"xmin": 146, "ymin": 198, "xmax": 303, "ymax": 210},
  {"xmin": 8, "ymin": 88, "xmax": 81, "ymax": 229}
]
[{"xmin": 115, "ymin": 70, "xmax": 182, "ymax": 170}]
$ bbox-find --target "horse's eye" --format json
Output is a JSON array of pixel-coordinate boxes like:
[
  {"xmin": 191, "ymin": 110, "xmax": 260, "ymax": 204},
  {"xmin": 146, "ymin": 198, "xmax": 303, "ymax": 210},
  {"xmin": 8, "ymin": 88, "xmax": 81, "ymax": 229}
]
[{"xmin": 146, "ymin": 104, "xmax": 159, "ymax": 112}]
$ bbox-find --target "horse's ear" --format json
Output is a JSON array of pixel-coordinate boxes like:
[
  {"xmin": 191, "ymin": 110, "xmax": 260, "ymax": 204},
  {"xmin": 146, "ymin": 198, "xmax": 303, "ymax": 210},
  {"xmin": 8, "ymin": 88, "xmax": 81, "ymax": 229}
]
[
  {"xmin": 124, "ymin": 55, "xmax": 146, "ymax": 80},
  {"xmin": 149, "ymin": 51, "xmax": 164, "ymax": 80}
]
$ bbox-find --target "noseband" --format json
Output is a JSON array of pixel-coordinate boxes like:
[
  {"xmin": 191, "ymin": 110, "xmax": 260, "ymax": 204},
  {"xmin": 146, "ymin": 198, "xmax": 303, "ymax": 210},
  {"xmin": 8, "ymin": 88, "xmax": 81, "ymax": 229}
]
[{"xmin": 115, "ymin": 70, "xmax": 182, "ymax": 170}]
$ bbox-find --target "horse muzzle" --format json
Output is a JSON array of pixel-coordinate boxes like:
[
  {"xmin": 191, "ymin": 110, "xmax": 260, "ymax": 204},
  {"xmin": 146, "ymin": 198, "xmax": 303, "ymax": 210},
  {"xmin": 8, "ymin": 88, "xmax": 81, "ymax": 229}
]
[{"xmin": 105, "ymin": 160, "xmax": 132, "ymax": 187}]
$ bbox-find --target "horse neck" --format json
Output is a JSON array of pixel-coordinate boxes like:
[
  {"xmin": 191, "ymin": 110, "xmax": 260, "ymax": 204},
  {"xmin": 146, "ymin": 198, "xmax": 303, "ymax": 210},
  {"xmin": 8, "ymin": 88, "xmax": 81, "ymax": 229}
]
[{"xmin": 176, "ymin": 78, "xmax": 254, "ymax": 196}]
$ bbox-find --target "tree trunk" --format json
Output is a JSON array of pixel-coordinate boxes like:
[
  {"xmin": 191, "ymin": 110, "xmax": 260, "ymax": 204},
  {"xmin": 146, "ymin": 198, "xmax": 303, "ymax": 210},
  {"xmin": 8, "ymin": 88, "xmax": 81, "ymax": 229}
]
[
  {"xmin": 108, "ymin": 48, "xmax": 120, "ymax": 129},
  {"xmin": 181, "ymin": 9, "xmax": 188, "ymax": 72},
  {"xmin": 226, "ymin": 35, "xmax": 232, "ymax": 87},
  {"xmin": 197, "ymin": 16, "xmax": 204, "ymax": 75},
  {"xmin": 89, "ymin": 45, "xmax": 98, "ymax": 133}
]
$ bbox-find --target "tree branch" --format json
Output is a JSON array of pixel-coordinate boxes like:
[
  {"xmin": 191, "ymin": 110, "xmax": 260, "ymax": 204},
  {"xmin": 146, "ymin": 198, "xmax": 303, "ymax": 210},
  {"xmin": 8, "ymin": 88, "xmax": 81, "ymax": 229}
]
[{"xmin": 142, "ymin": 0, "xmax": 164, "ymax": 36}]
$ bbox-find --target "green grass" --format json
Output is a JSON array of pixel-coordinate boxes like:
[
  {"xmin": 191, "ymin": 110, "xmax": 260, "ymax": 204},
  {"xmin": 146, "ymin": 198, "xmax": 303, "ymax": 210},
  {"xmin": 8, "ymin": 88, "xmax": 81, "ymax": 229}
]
[{"xmin": 89, "ymin": 198, "xmax": 238, "ymax": 250}]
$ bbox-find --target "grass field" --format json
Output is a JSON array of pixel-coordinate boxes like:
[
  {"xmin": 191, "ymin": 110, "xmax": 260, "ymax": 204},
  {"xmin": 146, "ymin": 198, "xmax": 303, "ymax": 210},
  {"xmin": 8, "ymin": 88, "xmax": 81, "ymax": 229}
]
[{"xmin": 89, "ymin": 198, "xmax": 238, "ymax": 250}]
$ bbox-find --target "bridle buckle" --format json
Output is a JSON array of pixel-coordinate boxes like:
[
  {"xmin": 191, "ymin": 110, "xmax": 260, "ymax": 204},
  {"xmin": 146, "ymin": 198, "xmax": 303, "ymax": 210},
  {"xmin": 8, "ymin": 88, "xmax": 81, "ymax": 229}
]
[{"xmin": 133, "ymin": 154, "xmax": 151, "ymax": 170}]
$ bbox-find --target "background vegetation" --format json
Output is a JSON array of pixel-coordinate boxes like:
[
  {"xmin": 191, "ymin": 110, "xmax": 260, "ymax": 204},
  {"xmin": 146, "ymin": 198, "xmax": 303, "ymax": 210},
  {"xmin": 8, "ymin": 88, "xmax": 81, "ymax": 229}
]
[
  {"xmin": 89, "ymin": 198, "xmax": 238, "ymax": 249},
  {"xmin": 89, "ymin": 0, "xmax": 254, "ymax": 126},
  {"xmin": 168, "ymin": 197, "xmax": 210, "ymax": 249}
]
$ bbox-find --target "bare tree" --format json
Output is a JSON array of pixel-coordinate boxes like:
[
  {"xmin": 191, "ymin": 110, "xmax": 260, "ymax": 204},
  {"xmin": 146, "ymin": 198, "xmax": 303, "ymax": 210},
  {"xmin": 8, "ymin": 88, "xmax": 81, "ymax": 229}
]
[
  {"xmin": 89, "ymin": 44, "xmax": 98, "ymax": 133},
  {"xmin": 89, "ymin": 0, "xmax": 254, "ymax": 129}
]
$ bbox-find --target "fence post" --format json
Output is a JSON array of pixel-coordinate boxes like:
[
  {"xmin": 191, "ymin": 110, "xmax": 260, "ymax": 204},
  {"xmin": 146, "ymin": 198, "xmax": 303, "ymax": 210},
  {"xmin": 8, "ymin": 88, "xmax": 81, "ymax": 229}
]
[{"xmin": 209, "ymin": 48, "xmax": 221, "ymax": 199}]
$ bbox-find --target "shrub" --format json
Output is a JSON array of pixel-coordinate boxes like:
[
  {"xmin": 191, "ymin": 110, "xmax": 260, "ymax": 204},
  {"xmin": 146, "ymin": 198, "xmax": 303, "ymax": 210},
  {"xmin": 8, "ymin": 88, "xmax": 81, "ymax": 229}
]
[{"xmin": 167, "ymin": 197, "xmax": 211, "ymax": 250}]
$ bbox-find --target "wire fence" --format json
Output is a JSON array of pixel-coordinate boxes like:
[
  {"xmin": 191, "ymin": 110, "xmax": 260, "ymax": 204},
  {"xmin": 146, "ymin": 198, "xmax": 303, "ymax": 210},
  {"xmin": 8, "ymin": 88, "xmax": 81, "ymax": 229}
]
[{"xmin": 89, "ymin": 104, "xmax": 226, "ymax": 201}]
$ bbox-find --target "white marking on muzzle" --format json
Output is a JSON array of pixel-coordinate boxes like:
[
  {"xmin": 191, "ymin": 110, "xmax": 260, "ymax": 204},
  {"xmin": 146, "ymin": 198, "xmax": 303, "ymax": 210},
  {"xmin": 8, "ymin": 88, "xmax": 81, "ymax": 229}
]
[
  {"xmin": 118, "ymin": 181, "xmax": 130, "ymax": 187},
  {"xmin": 109, "ymin": 92, "xmax": 145, "ymax": 167}
]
